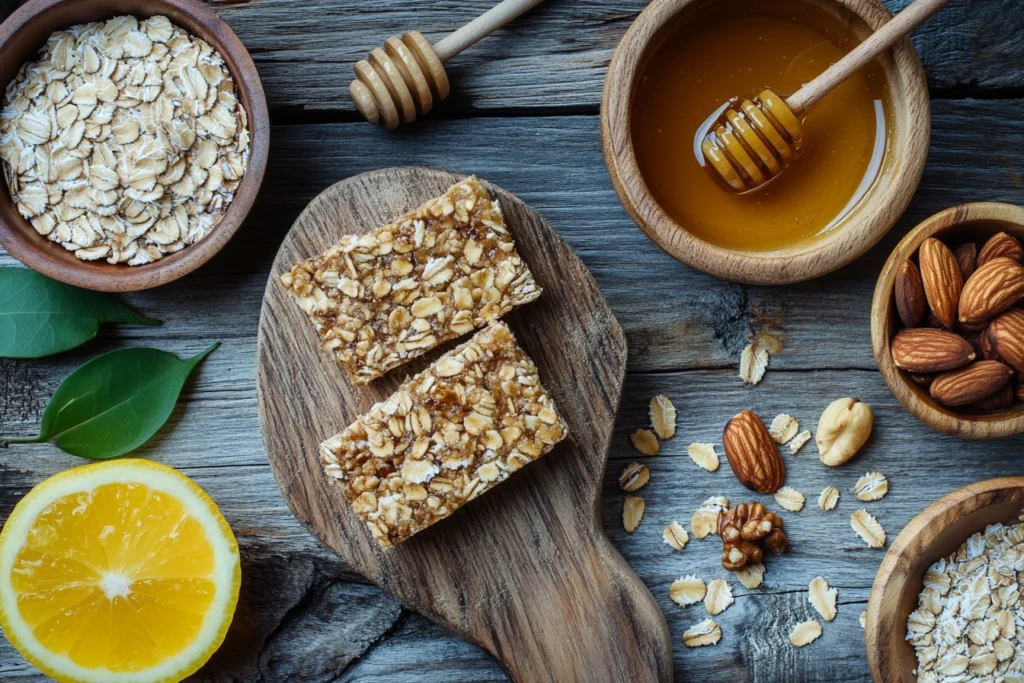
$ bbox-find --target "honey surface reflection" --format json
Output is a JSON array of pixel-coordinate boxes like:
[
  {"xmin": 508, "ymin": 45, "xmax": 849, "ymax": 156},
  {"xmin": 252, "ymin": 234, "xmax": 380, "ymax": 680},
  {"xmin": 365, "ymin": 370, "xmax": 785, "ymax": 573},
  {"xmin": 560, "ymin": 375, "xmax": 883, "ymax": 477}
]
[{"xmin": 631, "ymin": 0, "xmax": 890, "ymax": 252}]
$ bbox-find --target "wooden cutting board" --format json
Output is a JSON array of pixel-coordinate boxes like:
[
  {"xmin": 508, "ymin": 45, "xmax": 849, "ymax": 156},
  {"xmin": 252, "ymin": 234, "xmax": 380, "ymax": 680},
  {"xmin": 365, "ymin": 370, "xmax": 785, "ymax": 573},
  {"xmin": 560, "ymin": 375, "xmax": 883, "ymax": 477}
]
[{"xmin": 256, "ymin": 167, "xmax": 672, "ymax": 682}]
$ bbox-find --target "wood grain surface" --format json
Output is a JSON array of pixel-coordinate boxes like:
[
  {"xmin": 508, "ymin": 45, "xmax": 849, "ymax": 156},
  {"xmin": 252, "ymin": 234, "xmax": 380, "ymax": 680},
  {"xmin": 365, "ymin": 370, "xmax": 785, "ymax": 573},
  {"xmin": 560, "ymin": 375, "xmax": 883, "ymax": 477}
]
[
  {"xmin": 255, "ymin": 167, "xmax": 672, "ymax": 682},
  {"xmin": 0, "ymin": 0, "xmax": 1023, "ymax": 677}
]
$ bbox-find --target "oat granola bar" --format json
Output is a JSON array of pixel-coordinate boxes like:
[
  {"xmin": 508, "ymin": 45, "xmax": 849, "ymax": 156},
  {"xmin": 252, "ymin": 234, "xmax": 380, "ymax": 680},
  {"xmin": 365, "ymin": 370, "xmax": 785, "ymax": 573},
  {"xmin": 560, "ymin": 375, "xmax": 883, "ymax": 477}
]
[
  {"xmin": 320, "ymin": 321, "xmax": 568, "ymax": 548},
  {"xmin": 281, "ymin": 177, "xmax": 541, "ymax": 384}
]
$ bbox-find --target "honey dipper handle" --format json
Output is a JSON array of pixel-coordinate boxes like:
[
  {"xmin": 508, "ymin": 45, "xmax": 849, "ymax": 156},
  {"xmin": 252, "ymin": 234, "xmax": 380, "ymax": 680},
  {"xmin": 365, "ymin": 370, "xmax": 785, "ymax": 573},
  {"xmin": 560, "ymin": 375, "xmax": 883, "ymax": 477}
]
[
  {"xmin": 786, "ymin": 0, "xmax": 949, "ymax": 114},
  {"xmin": 432, "ymin": 0, "xmax": 547, "ymax": 62}
]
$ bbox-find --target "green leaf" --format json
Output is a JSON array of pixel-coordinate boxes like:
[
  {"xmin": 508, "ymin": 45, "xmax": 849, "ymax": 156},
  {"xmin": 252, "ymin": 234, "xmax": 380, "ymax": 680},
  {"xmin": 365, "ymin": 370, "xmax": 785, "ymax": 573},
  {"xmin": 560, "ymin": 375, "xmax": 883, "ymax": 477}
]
[
  {"xmin": 1, "ymin": 344, "xmax": 218, "ymax": 459},
  {"xmin": 0, "ymin": 267, "xmax": 160, "ymax": 359}
]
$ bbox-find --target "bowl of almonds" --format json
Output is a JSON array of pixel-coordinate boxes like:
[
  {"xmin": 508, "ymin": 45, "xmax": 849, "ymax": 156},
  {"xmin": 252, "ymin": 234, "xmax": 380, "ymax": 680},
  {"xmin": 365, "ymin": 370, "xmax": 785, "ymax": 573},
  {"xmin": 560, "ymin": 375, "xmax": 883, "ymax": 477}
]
[
  {"xmin": 865, "ymin": 477, "xmax": 1024, "ymax": 682},
  {"xmin": 0, "ymin": 0, "xmax": 269, "ymax": 291},
  {"xmin": 871, "ymin": 202, "xmax": 1024, "ymax": 438}
]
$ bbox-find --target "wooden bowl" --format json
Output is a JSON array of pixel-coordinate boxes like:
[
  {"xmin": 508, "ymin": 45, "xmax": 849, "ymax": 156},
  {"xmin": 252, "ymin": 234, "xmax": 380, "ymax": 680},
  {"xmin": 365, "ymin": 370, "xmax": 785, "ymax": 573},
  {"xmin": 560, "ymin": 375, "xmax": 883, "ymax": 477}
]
[
  {"xmin": 871, "ymin": 202, "xmax": 1024, "ymax": 438},
  {"xmin": 601, "ymin": 0, "xmax": 929, "ymax": 285},
  {"xmin": 0, "ymin": 0, "xmax": 269, "ymax": 292},
  {"xmin": 866, "ymin": 477, "xmax": 1024, "ymax": 682}
]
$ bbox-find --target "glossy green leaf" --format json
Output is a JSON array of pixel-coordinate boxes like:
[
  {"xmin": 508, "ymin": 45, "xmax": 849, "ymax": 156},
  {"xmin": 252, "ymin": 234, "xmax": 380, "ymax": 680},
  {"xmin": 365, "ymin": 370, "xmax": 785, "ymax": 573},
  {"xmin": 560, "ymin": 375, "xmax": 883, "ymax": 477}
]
[
  {"xmin": 1, "ymin": 344, "xmax": 218, "ymax": 459},
  {"xmin": 0, "ymin": 267, "xmax": 160, "ymax": 358}
]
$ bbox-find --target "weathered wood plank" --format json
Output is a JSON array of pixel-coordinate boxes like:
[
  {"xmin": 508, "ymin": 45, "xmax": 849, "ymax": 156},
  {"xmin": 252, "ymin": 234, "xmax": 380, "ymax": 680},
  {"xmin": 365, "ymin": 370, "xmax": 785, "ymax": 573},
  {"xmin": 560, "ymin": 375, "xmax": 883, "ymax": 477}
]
[
  {"xmin": 208, "ymin": 0, "xmax": 1024, "ymax": 115},
  {"xmin": 2, "ymin": 99, "xmax": 1024, "ymax": 681}
]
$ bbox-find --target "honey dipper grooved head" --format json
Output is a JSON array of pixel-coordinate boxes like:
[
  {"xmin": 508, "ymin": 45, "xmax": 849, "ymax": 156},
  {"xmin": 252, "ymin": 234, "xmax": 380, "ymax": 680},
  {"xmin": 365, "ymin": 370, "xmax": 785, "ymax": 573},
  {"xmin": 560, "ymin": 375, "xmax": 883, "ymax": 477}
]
[
  {"xmin": 349, "ymin": 31, "xmax": 450, "ymax": 129},
  {"xmin": 700, "ymin": 89, "xmax": 804, "ymax": 193}
]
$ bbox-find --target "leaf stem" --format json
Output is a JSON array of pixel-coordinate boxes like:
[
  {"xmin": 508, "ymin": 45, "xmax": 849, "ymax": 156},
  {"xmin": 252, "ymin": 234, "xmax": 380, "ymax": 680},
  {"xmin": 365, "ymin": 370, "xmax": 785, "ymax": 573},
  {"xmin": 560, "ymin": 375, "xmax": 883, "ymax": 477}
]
[{"xmin": 0, "ymin": 435, "xmax": 44, "ymax": 446}]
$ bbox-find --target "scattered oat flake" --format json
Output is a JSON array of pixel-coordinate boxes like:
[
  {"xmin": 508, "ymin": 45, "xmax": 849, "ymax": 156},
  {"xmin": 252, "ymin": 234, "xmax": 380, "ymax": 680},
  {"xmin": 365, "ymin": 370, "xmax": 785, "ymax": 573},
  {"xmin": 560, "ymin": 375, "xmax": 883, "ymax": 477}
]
[
  {"xmin": 769, "ymin": 414, "xmax": 799, "ymax": 444},
  {"xmin": 630, "ymin": 429, "xmax": 659, "ymax": 456},
  {"xmin": 649, "ymin": 395, "xmax": 677, "ymax": 440},
  {"xmin": 682, "ymin": 618, "xmax": 722, "ymax": 648},
  {"xmin": 788, "ymin": 430, "xmax": 812, "ymax": 454},
  {"xmin": 859, "ymin": 611, "xmax": 866, "ymax": 629},
  {"xmin": 687, "ymin": 443, "xmax": 720, "ymax": 472},
  {"xmin": 736, "ymin": 562, "xmax": 765, "ymax": 589},
  {"xmin": 618, "ymin": 462, "xmax": 650, "ymax": 492},
  {"xmin": 705, "ymin": 579, "xmax": 734, "ymax": 616},
  {"xmin": 669, "ymin": 575, "xmax": 706, "ymax": 607},
  {"xmin": 853, "ymin": 472, "xmax": 889, "ymax": 501},
  {"xmin": 663, "ymin": 522, "xmax": 689, "ymax": 551},
  {"xmin": 774, "ymin": 486, "xmax": 805, "ymax": 512},
  {"xmin": 818, "ymin": 486, "xmax": 840, "ymax": 511},
  {"xmin": 789, "ymin": 619, "xmax": 823, "ymax": 647},
  {"xmin": 851, "ymin": 509, "xmax": 886, "ymax": 548},
  {"xmin": 739, "ymin": 343, "xmax": 769, "ymax": 385},
  {"xmin": 623, "ymin": 496, "xmax": 645, "ymax": 533},
  {"xmin": 808, "ymin": 577, "xmax": 838, "ymax": 622},
  {"xmin": 691, "ymin": 496, "xmax": 729, "ymax": 539}
]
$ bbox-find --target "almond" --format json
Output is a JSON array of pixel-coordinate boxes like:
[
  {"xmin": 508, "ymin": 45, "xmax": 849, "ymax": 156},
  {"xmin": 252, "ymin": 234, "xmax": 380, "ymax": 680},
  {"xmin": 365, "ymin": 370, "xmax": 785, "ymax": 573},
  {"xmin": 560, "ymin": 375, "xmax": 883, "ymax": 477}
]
[
  {"xmin": 919, "ymin": 238, "xmax": 963, "ymax": 329},
  {"xmin": 930, "ymin": 360, "xmax": 1014, "ymax": 406},
  {"xmin": 959, "ymin": 258, "xmax": 1024, "ymax": 326},
  {"xmin": 953, "ymin": 242, "xmax": 978, "ymax": 281},
  {"xmin": 722, "ymin": 410, "xmax": 785, "ymax": 493},
  {"xmin": 977, "ymin": 232, "xmax": 1024, "ymax": 268},
  {"xmin": 987, "ymin": 309, "xmax": 1024, "ymax": 371},
  {"xmin": 974, "ymin": 383, "xmax": 1014, "ymax": 411},
  {"xmin": 890, "ymin": 328, "xmax": 975, "ymax": 373},
  {"xmin": 895, "ymin": 259, "xmax": 927, "ymax": 328},
  {"xmin": 979, "ymin": 327, "xmax": 1004, "ymax": 362}
]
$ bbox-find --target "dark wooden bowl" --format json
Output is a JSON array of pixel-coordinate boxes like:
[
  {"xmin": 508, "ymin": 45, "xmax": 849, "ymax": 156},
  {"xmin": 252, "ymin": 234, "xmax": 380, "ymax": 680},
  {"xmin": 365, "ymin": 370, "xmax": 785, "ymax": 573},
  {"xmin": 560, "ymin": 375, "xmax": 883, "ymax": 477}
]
[
  {"xmin": 866, "ymin": 477, "xmax": 1024, "ymax": 682},
  {"xmin": 871, "ymin": 202, "xmax": 1024, "ymax": 438},
  {"xmin": 601, "ymin": 0, "xmax": 930, "ymax": 285},
  {"xmin": 0, "ymin": 0, "xmax": 269, "ymax": 292}
]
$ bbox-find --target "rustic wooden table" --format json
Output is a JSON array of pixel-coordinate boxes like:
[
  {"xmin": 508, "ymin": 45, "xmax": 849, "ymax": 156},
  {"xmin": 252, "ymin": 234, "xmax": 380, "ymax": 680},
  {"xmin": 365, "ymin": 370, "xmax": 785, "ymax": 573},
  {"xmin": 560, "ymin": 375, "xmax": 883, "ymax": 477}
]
[{"xmin": 1, "ymin": 0, "xmax": 1022, "ymax": 680}]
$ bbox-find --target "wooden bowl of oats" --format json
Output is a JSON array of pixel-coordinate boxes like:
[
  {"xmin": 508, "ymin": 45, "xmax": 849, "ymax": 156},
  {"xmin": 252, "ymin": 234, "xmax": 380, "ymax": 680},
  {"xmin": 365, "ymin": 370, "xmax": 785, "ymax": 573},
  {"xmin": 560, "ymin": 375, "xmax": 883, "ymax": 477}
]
[
  {"xmin": 0, "ymin": 0, "xmax": 269, "ymax": 291},
  {"xmin": 865, "ymin": 477, "xmax": 1024, "ymax": 682}
]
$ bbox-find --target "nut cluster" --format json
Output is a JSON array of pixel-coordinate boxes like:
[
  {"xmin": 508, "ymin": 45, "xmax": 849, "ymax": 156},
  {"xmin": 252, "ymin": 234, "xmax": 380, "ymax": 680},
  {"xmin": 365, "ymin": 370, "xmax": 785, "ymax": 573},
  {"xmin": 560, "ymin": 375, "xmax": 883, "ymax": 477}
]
[
  {"xmin": 0, "ymin": 15, "xmax": 250, "ymax": 265},
  {"xmin": 891, "ymin": 232, "xmax": 1024, "ymax": 412},
  {"xmin": 718, "ymin": 502, "xmax": 788, "ymax": 571}
]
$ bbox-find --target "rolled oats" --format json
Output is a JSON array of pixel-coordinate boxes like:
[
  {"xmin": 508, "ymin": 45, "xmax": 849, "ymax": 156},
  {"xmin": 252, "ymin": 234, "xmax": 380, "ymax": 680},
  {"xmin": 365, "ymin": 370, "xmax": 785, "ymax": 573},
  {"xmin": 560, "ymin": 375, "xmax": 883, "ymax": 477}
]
[
  {"xmin": 630, "ymin": 429, "xmax": 660, "ymax": 456},
  {"xmin": 853, "ymin": 472, "xmax": 889, "ymax": 501},
  {"xmin": 769, "ymin": 413, "xmax": 799, "ymax": 444},
  {"xmin": 618, "ymin": 462, "xmax": 649, "ymax": 492},
  {"xmin": 739, "ymin": 342, "xmax": 769, "ymax": 385},
  {"xmin": 623, "ymin": 495, "xmax": 645, "ymax": 533},
  {"xmin": 818, "ymin": 485, "xmax": 840, "ymax": 511},
  {"xmin": 649, "ymin": 394, "xmax": 676, "ymax": 439},
  {"xmin": 774, "ymin": 486, "xmax": 806, "ymax": 512},
  {"xmin": 908, "ymin": 522, "xmax": 1024, "ymax": 682},
  {"xmin": 789, "ymin": 619, "xmax": 823, "ymax": 647},
  {"xmin": 670, "ymin": 575, "xmax": 706, "ymax": 607},
  {"xmin": 687, "ymin": 442, "xmax": 720, "ymax": 472},
  {"xmin": 282, "ymin": 177, "xmax": 541, "ymax": 384},
  {"xmin": 318, "ymin": 322, "xmax": 567, "ymax": 548},
  {"xmin": 788, "ymin": 429, "xmax": 812, "ymax": 454},
  {"xmin": 705, "ymin": 579, "xmax": 734, "ymax": 616},
  {"xmin": 851, "ymin": 509, "xmax": 886, "ymax": 548},
  {"xmin": 691, "ymin": 496, "xmax": 729, "ymax": 539},
  {"xmin": 808, "ymin": 577, "xmax": 838, "ymax": 621},
  {"xmin": 736, "ymin": 562, "xmax": 765, "ymax": 589},
  {"xmin": 682, "ymin": 618, "xmax": 721, "ymax": 647},
  {"xmin": 0, "ymin": 16, "xmax": 250, "ymax": 265},
  {"xmin": 663, "ymin": 521, "xmax": 689, "ymax": 551}
]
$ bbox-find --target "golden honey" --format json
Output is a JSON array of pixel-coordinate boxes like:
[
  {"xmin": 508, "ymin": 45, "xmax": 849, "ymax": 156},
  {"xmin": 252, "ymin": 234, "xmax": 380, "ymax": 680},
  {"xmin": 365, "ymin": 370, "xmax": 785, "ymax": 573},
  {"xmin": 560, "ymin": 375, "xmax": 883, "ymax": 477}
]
[{"xmin": 631, "ymin": 0, "xmax": 890, "ymax": 252}]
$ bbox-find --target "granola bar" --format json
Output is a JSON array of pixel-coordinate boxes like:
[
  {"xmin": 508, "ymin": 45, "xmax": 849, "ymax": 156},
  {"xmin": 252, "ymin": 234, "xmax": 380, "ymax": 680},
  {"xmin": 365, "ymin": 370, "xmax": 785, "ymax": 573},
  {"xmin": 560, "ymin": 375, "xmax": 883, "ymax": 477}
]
[
  {"xmin": 320, "ymin": 321, "xmax": 568, "ymax": 548},
  {"xmin": 281, "ymin": 177, "xmax": 541, "ymax": 384}
]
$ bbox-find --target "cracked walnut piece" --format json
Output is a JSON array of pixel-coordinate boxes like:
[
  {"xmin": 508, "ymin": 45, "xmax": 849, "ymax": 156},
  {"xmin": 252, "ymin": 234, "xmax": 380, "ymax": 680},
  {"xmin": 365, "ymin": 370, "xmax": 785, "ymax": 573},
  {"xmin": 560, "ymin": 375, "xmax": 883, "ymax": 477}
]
[
  {"xmin": 718, "ymin": 502, "xmax": 788, "ymax": 571},
  {"xmin": 282, "ymin": 177, "xmax": 541, "ymax": 384},
  {"xmin": 319, "ymin": 322, "xmax": 568, "ymax": 548}
]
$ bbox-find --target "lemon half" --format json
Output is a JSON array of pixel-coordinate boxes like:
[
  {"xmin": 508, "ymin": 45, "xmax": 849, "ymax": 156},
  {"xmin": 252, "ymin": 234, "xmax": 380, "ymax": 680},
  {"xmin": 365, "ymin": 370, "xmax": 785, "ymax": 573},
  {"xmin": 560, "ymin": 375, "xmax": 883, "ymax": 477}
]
[{"xmin": 0, "ymin": 459, "xmax": 240, "ymax": 683}]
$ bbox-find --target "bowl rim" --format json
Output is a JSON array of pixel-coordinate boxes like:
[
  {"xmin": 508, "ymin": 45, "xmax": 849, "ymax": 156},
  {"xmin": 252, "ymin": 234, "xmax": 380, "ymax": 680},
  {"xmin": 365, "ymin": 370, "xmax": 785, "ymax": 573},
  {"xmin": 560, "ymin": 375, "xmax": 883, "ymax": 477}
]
[
  {"xmin": 870, "ymin": 201, "xmax": 1024, "ymax": 438},
  {"xmin": 600, "ymin": 0, "xmax": 930, "ymax": 285},
  {"xmin": 865, "ymin": 476, "xmax": 1024, "ymax": 682},
  {"xmin": 0, "ymin": 0, "xmax": 270, "ymax": 292}
]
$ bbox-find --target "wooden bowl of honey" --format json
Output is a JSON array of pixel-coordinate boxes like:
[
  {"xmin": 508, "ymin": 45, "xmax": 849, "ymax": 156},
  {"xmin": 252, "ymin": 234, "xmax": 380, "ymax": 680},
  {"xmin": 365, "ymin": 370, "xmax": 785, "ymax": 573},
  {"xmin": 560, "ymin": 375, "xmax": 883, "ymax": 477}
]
[{"xmin": 601, "ymin": 0, "xmax": 930, "ymax": 285}]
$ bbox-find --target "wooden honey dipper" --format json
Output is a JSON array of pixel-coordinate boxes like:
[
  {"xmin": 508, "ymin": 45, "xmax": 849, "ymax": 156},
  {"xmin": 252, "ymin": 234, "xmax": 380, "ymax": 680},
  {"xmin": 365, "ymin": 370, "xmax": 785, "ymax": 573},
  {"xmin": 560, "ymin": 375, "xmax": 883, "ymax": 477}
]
[
  {"xmin": 349, "ymin": 0, "xmax": 546, "ymax": 129},
  {"xmin": 700, "ymin": 0, "xmax": 949, "ymax": 193}
]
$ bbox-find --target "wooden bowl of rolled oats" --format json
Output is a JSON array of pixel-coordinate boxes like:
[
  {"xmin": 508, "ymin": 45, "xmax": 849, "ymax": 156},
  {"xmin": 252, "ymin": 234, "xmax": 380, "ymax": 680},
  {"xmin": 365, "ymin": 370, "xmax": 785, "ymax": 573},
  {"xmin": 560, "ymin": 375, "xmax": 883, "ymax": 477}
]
[
  {"xmin": 865, "ymin": 477, "xmax": 1024, "ymax": 682},
  {"xmin": 0, "ymin": 0, "xmax": 268, "ymax": 291}
]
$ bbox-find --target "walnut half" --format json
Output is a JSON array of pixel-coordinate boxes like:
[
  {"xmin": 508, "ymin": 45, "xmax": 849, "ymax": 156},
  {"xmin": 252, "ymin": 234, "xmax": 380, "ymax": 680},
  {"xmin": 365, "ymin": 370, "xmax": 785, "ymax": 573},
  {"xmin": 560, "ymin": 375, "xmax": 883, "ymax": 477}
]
[{"xmin": 718, "ymin": 502, "xmax": 788, "ymax": 571}]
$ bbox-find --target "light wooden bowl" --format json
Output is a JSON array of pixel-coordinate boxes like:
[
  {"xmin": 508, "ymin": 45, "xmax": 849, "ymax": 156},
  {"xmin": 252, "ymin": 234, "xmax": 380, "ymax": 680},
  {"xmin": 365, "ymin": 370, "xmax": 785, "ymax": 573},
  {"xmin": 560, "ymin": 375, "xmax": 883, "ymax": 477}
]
[
  {"xmin": 866, "ymin": 477, "xmax": 1024, "ymax": 682},
  {"xmin": 871, "ymin": 202, "xmax": 1024, "ymax": 438},
  {"xmin": 601, "ymin": 0, "xmax": 930, "ymax": 285},
  {"xmin": 0, "ymin": 0, "xmax": 269, "ymax": 292}
]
